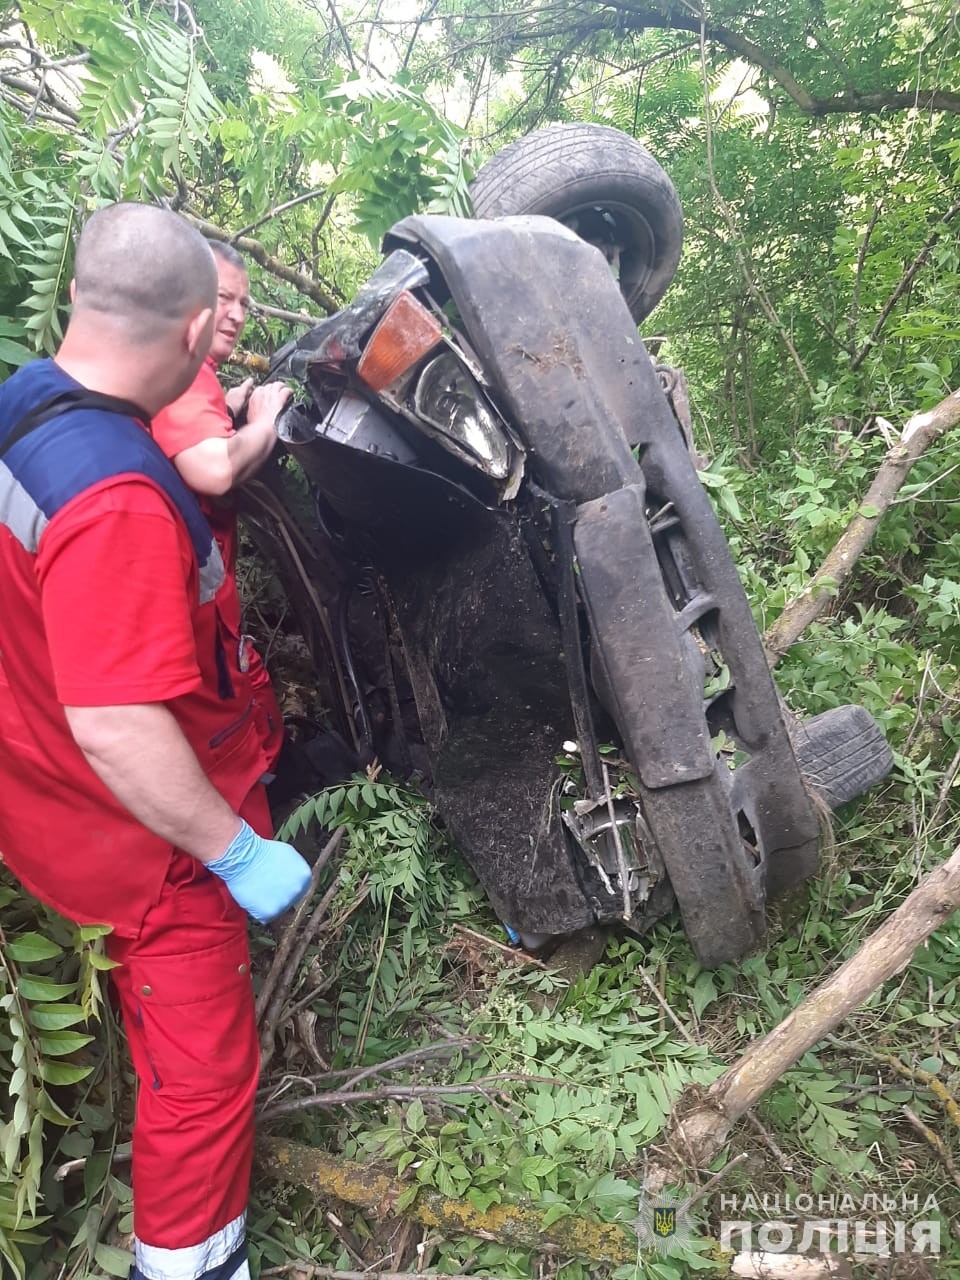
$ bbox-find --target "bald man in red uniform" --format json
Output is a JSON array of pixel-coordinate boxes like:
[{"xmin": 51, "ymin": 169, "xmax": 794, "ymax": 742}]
[{"xmin": 0, "ymin": 205, "xmax": 311, "ymax": 1280}]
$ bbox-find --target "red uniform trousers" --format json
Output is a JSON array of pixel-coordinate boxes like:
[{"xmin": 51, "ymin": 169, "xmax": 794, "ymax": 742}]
[
  {"xmin": 106, "ymin": 786, "xmax": 271, "ymax": 1255},
  {"xmin": 245, "ymin": 642, "xmax": 283, "ymax": 775}
]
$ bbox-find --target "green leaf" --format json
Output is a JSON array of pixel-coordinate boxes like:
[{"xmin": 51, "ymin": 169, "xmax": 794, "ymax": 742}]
[
  {"xmin": 542, "ymin": 1202, "xmax": 574, "ymax": 1228},
  {"xmin": 15, "ymin": 976, "xmax": 77, "ymax": 1002},
  {"xmin": 38, "ymin": 1061, "xmax": 92, "ymax": 1086},
  {"xmin": 0, "ymin": 338, "xmax": 31, "ymax": 367},
  {"xmin": 77, "ymin": 924, "xmax": 112, "ymax": 941},
  {"xmin": 27, "ymin": 1004, "xmax": 88, "ymax": 1031},
  {"xmin": 94, "ymin": 1243, "xmax": 134, "ymax": 1277},
  {"xmin": 6, "ymin": 933, "xmax": 63, "ymax": 963},
  {"xmin": 38, "ymin": 1030, "xmax": 95, "ymax": 1057},
  {"xmin": 690, "ymin": 971, "xmax": 718, "ymax": 1019},
  {"xmin": 465, "ymin": 1186, "xmax": 501, "ymax": 1213},
  {"xmin": 395, "ymin": 1184, "xmax": 418, "ymax": 1212}
]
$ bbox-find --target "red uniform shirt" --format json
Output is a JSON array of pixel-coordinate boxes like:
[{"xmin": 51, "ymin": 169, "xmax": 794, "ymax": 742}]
[
  {"xmin": 0, "ymin": 474, "xmax": 268, "ymax": 937},
  {"xmin": 152, "ymin": 358, "xmax": 239, "ymax": 573}
]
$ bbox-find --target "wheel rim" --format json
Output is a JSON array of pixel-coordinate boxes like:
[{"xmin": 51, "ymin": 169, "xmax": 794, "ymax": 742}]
[{"xmin": 553, "ymin": 199, "xmax": 659, "ymax": 306}]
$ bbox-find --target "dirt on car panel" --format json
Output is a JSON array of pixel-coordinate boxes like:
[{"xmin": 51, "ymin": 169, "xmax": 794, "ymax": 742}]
[{"xmin": 505, "ymin": 335, "xmax": 586, "ymax": 379}]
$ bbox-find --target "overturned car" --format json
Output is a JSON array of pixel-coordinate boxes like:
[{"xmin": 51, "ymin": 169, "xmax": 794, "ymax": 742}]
[{"xmin": 248, "ymin": 125, "xmax": 892, "ymax": 968}]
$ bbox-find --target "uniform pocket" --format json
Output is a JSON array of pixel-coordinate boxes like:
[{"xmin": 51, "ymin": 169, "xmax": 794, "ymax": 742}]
[
  {"xmin": 208, "ymin": 698, "xmax": 255, "ymax": 749},
  {"xmin": 123, "ymin": 930, "xmax": 257, "ymax": 1094}
]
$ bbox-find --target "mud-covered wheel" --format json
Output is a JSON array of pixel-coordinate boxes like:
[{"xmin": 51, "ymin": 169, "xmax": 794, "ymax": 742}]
[
  {"xmin": 635, "ymin": 768, "xmax": 768, "ymax": 968},
  {"xmin": 469, "ymin": 122, "xmax": 684, "ymax": 324}
]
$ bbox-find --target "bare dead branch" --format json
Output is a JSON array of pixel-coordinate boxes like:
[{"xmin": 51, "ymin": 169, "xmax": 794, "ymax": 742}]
[
  {"xmin": 448, "ymin": 924, "xmax": 549, "ymax": 967},
  {"xmin": 324, "ymin": 0, "xmax": 358, "ymax": 72},
  {"xmin": 645, "ymin": 839, "xmax": 960, "ymax": 1190},
  {"xmin": 258, "ymin": 870, "xmax": 344, "ymax": 1070},
  {"xmin": 249, "ymin": 300, "xmax": 322, "ymax": 327},
  {"xmin": 232, "ymin": 187, "xmax": 331, "ymax": 244},
  {"xmin": 259, "ymin": 1072, "xmax": 563, "ymax": 1121},
  {"xmin": 259, "ymin": 1041, "xmax": 472, "ymax": 1106},
  {"xmin": 764, "ymin": 385, "xmax": 960, "ymax": 661},
  {"xmin": 400, "ymin": 0, "xmax": 441, "ymax": 75},
  {"xmin": 0, "ymin": 71, "xmax": 79, "ymax": 122},
  {"xmin": 255, "ymin": 827, "xmax": 345, "ymax": 1029}
]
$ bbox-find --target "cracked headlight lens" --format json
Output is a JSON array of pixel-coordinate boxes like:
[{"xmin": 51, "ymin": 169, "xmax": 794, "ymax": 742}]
[{"xmin": 413, "ymin": 351, "xmax": 510, "ymax": 478}]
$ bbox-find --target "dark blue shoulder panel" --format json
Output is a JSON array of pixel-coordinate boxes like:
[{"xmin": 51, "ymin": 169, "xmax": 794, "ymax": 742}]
[{"xmin": 0, "ymin": 361, "xmax": 224, "ymax": 602}]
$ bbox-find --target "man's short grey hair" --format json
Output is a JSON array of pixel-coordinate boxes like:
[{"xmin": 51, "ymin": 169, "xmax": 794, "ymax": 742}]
[
  {"xmin": 73, "ymin": 203, "xmax": 217, "ymax": 343},
  {"xmin": 208, "ymin": 239, "xmax": 246, "ymax": 272}
]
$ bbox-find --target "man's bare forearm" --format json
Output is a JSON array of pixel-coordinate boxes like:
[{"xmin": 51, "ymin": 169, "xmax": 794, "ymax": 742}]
[
  {"xmin": 64, "ymin": 703, "xmax": 243, "ymax": 862},
  {"xmin": 225, "ymin": 417, "xmax": 279, "ymax": 485}
]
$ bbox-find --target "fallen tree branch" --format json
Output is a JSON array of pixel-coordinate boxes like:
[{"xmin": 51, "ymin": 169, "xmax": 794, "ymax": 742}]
[
  {"xmin": 250, "ymin": 300, "xmax": 322, "ymax": 327},
  {"xmin": 182, "ymin": 210, "xmax": 339, "ymax": 313},
  {"xmin": 255, "ymin": 827, "xmax": 345, "ymax": 1028},
  {"xmin": 646, "ymin": 839, "xmax": 960, "ymax": 1188},
  {"xmin": 258, "ymin": 873, "xmax": 343, "ymax": 1070},
  {"xmin": 259, "ymin": 1072, "xmax": 561, "ymax": 1122},
  {"xmin": 261, "ymin": 1269, "xmax": 517, "ymax": 1280},
  {"xmin": 259, "ymin": 1040, "xmax": 471, "ymax": 1105},
  {"xmin": 257, "ymin": 1137, "xmax": 637, "ymax": 1266},
  {"xmin": 831, "ymin": 1037, "xmax": 960, "ymax": 1129},
  {"xmin": 900, "ymin": 1105, "xmax": 960, "ymax": 1190},
  {"xmin": 448, "ymin": 923, "xmax": 548, "ymax": 968},
  {"xmin": 764, "ymin": 385, "xmax": 960, "ymax": 662},
  {"xmin": 53, "ymin": 1149, "xmax": 131, "ymax": 1182}
]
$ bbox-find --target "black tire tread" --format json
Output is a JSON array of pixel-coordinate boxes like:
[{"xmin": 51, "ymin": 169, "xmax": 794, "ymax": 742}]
[
  {"xmin": 636, "ymin": 766, "xmax": 767, "ymax": 968},
  {"xmin": 791, "ymin": 705, "xmax": 893, "ymax": 809},
  {"xmin": 471, "ymin": 125, "xmax": 677, "ymax": 215},
  {"xmin": 470, "ymin": 123, "xmax": 682, "ymax": 323}
]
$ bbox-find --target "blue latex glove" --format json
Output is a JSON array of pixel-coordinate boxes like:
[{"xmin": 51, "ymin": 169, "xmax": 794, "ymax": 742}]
[{"xmin": 206, "ymin": 820, "xmax": 311, "ymax": 923}]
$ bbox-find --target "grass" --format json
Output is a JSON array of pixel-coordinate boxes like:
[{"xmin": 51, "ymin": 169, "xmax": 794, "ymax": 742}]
[{"xmin": 243, "ymin": 770, "xmax": 960, "ymax": 1280}]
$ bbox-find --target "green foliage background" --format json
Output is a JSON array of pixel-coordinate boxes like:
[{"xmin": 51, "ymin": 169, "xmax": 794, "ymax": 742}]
[{"xmin": 2, "ymin": 0, "xmax": 960, "ymax": 1273}]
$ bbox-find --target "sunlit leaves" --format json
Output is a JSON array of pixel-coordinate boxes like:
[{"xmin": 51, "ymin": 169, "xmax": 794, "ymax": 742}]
[{"xmin": 0, "ymin": 881, "xmax": 116, "ymax": 1276}]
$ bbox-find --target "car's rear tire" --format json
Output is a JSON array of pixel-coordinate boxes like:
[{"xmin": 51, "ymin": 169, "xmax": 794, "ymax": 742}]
[{"xmin": 469, "ymin": 123, "xmax": 683, "ymax": 324}]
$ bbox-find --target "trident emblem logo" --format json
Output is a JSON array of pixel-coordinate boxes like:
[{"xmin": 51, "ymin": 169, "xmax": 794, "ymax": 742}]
[{"xmin": 653, "ymin": 1206, "xmax": 677, "ymax": 1238}]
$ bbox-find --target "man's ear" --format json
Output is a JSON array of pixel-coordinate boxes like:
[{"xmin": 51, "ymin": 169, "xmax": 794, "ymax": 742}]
[
  {"xmin": 69, "ymin": 280, "xmax": 77, "ymax": 303},
  {"xmin": 186, "ymin": 307, "xmax": 214, "ymax": 360}
]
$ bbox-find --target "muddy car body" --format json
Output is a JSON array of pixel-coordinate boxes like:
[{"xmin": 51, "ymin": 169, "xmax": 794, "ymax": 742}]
[{"xmin": 256, "ymin": 129, "xmax": 891, "ymax": 967}]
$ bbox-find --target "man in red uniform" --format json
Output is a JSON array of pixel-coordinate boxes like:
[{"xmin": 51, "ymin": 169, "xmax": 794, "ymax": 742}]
[
  {"xmin": 0, "ymin": 203, "xmax": 311, "ymax": 1280},
  {"xmin": 152, "ymin": 242, "xmax": 290, "ymax": 772}
]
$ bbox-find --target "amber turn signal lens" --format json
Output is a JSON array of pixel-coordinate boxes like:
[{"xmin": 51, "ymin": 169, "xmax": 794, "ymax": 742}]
[{"xmin": 357, "ymin": 291, "xmax": 443, "ymax": 393}]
